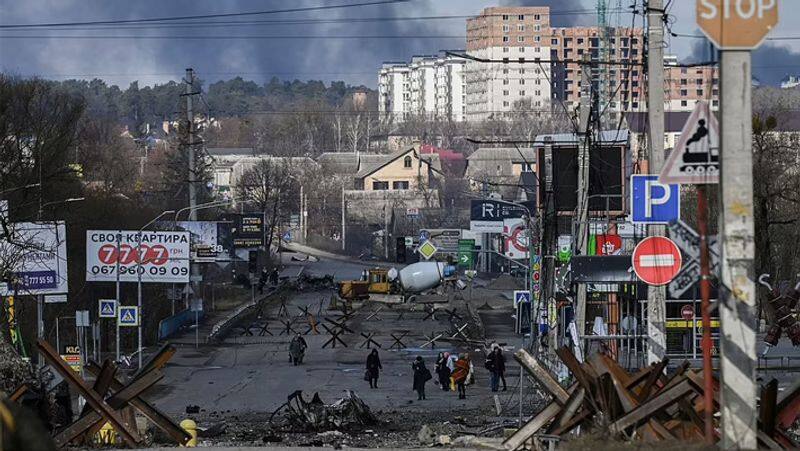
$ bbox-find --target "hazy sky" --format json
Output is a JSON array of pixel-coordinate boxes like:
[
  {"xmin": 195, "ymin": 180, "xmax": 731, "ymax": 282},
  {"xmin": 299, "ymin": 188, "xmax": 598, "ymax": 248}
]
[{"xmin": 0, "ymin": 0, "xmax": 797, "ymax": 88}]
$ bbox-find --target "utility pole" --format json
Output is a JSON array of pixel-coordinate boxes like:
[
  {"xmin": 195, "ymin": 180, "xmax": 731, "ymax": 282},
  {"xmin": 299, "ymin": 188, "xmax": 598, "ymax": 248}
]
[
  {"xmin": 573, "ymin": 55, "xmax": 592, "ymax": 343},
  {"xmin": 540, "ymin": 140, "xmax": 555, "ymax": 351},
  {"xmin": 341, "ymin": 186, "xmax": 346, "ymax": 252},
  {"xmin": 184, "ymin": 68, "xmax": 201, "ymax": 359},
  {"xmin": 718, "ymin": 50, "xmax": 758, "ymax": 450},
  {"xmin": 185, "ymin": 68, "xmax": 198, "ymax": 221},
  {"xmin": 645, "ymin": 0, "xmax": 667, "ymax": 364}
]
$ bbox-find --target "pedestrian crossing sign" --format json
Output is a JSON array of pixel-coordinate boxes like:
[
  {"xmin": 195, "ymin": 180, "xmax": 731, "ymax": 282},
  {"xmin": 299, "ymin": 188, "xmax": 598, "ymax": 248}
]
[
  {"xmin": 118, "ymin": 306, "xmax": 139, "ymax": 327},
  {"xmin": 99, "ymin": 299, "xmax": 117, "ymax": 318}
]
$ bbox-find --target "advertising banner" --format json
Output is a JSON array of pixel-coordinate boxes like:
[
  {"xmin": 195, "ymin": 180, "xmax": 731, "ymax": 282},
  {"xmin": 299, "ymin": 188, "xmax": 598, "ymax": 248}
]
[
  {"xmin": 234, "ymin": 214, "xmax": 264, "ymax": 248},
  {"xmin": 0, "ymin": 221, "xmax": 68, "ymax": 296},
  {"xmin": 172, "ymin": 221, "xmax": 233, "ymax": 262},
  {"xmin": 85, "ymin": 230, "xmax": 190, "ymax": 283}
]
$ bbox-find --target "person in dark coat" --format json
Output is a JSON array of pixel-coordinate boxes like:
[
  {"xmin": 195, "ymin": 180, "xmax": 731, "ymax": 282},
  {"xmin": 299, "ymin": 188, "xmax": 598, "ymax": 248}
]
[
  {"xmin": 289, "ymin": 333, "xmax": 308, "ymax": 365},
  {"xmin": 412, "ymin": 356, "xmax": 430, "ymax": 400},
  {"xmin": 366, "ymin": 349, "xmax": 382, "ymax": 388},
  {"xmin": 495, "ymin": 347, "xmax": 507, "ymax": 391},
  {"xmin": 435, "ymin": 352, "xmax": 451, "ymax": 391}
]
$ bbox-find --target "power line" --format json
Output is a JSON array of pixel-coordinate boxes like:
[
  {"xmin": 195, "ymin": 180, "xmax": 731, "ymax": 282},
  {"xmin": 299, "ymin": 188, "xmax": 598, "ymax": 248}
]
[
  {"xmin": 0, "ymin": 0, "xmax": 412, "ymax": 29},
  {"xmin": 0, "ymin": 10, "xmax": 619, "ymax": 32},
  {"xmin": 0, "ymin": 34, "xmax": 472, "ymax": 40},
  {"xmin": 670, "ymin": 32, "xmax": 800, "ymax": 41}
]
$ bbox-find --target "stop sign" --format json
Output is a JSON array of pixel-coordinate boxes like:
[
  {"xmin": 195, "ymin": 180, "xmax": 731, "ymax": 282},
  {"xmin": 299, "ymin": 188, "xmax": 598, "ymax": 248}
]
[
  {"xmin": 697, "ymin": 0, "xmax": 779, "ymax": 49},
  {"xmin": 632, "ymin": 236, "xmax": 682, "ymax": 286},
  {"xmin": 681, "ymin": 305, "xmax": 694, "ymax": 321}
]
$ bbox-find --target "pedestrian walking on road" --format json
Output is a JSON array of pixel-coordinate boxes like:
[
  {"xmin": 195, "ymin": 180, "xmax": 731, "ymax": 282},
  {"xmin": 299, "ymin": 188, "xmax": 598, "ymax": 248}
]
[
  {"xmin": 485, "ymin": 350, "xmax": 498, "ymax": 392},
  {"xmin": 289, "ymin": 333, "xmax": 307, "ymax": 365},
  {"xmin": 451, "ymin": 354, "xmax": 471, "ymax": 399},
  {"xmin": 412, "ymin": 356, "xmax": 431, "ymax": 400},
  {"xmin": 495, "ymin": 347, "xmax": 507, "ymax": 391},
  {"xmin": 365, "ymin": 349, "xmax": 382, "ymax": 388},
  {"xmin": 435, "ymin": 352, "xmax": 451, "ymax": 391}
]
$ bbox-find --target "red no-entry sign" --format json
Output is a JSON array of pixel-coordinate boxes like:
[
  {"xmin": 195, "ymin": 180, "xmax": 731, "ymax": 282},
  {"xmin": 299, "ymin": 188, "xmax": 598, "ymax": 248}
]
[{"xmin": 632, "ymin": 236, "xmax": 682, "ymax": 286}]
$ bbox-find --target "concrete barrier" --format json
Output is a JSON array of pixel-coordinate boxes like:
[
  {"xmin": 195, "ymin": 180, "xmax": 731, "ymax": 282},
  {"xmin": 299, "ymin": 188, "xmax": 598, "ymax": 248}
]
[{"xmin": 158, "ymin": 309, "xmax": 205, "ymax": 341}]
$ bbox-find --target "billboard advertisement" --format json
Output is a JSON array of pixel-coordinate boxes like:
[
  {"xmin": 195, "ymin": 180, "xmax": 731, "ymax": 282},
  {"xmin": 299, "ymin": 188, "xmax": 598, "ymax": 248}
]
[
  {"xmin": 86, "ymin": 230, "xmax": 190, "ymax": 283},
  {"xmin": 172, "ymin": 221, "xmax": 233, "ymax": 262},
  {"xmin": 0, "ymin": 221, "xmax": 69, "ymax": 296},
  {"xmin": 234, "ymin": 214, "xmax": 264, "ymax": 248}
]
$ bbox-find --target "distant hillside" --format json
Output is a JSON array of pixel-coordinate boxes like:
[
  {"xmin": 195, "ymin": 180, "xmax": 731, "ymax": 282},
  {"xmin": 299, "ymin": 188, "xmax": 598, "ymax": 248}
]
[{"xmin": 43, "ymin": 76, "xmax": 375, "ymax": 135}]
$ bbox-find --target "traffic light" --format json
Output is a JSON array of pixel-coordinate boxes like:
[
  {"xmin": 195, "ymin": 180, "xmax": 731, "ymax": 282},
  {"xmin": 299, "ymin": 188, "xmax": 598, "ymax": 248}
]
[
  {"xmin": 396, "ymin": 237, "xmax": 406, "ymax": 263},
  {"xmin": 248, "ymin": 250, "xmax": 258, "ymax": 274}
]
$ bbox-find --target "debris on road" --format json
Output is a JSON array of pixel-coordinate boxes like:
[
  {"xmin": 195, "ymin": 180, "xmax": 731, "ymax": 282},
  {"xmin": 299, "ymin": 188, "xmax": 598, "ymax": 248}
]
[
  {"xmin": 505, "ymin": 347, "xmax": 800, "ymax": 450},
  {"xmin": 284, "ymin": 390, "xmax": 377, "ymax": 431}
]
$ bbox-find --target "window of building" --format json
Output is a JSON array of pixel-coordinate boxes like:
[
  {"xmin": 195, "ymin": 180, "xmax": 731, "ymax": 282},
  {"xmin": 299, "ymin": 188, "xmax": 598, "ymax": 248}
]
[
  {"xmin": 503, "ymin": 79, "xmax": 509, "ymax": 85},
  {"xmin": 632, "ymin": 101, "xmax": 639, "ymax": 109},
  {"xmin": 518, "ymin": 36, "xmax": 524, "ymax": 42},
  {"xmin": 503, "ymin": 68, "xmax": 509, "ymax": 74},
  {"xmin": 516, "ymin": 162, "xmax": 534, "ymax": 172},
  {"xmin": 535, "ymin": 90, "xmax": 541, "ymax": 96},
  {"xmin": 503, "ymin": 25, "xmax": 510, "ymax": 32},
  {"xmin": 551, "ymin": 38, "xmax": 558, "ymax": 45},
  {"xmin": 631, "ymin": 38, "xmax": 639, "ymax": 45},
  {"xmin": 680, "ymin": 79, "xmax": 687, "ymax": 85},
  {"xmin": 503, "ymin": 90, "xmax": 509, "ymax": 96},
  {"xmin": 520, "ymin": 68, "xmax": 525, "ymax": 74},
  {"xmin": 518, "ymin": 14, "xmax": 525, "ymax": 20},
  {"xmin": 681, "ymin": 100, "xmax": 688, "ymax": 107},
  {"xmin": 502, "ymin": 14, "xmax": 509, "ymax": 20},
  {"xmin": 534, "ymin": 14, "xmax": 541, "ymax": 20},
  {"xmin": 520, "ymin": 79, "xmax": 525, "ymax": 85},
  {"xmin": 534, "ymin": 36, "xmax": 541, "ymax": 42},
  {"xmin": 503, "ymin": 47, "xmax": 509, "ymax": 53},
  {"xmin": 534, "ymin": 24, "xmax": 541, "ymax": 32},
  {"xmin": 503, "ymin": 36, "xmax": 510, "ymax": 42},
  {"xmin": 680, "ymin": 89, "xmax": 688, "ymax": 96},
  {"xmin": 520, "ymin": 90, "xmax": 526, "ymax": 96},
  {"xmin": 697, "ymin": 89, "xmax": 703, "ymax": 96},
  {"xmin": 373, "ymin": 181, "xmax": 389, "ymax": 190},
  {"xmin": 519, "ymin": 46, "xmax": 525, "ymax": 52},
  {"xmin": 577, "ymin": 38, "xmax": 584, "ymax": 44},
  {"xmin": 712, "ymin": 100, "xmax": 719, "ymax": 107},
  {"xmin": 503, "ymin": 101, "xmax": 510, "ymax": 107},
  {"xmin": 535, "ymin": 100, "xmax": 542, "ymax": 107},
  {"xmin": 696, "ymin": 79, "xmax": 703, "ymax": 85},
  {"xmin": 712, "ymin": 89, "xmax": 719, "ymax": 96},
  {"xmin": 403, "ymin": 156, "xmax": 412, "ymax": 168},
  {"xmin": 393, "ymin": 181, "xmax": 409, "ymax": 190},
  {"xmin": 518, "ymin": 24, "xmax": 525, "ymax": 32}
]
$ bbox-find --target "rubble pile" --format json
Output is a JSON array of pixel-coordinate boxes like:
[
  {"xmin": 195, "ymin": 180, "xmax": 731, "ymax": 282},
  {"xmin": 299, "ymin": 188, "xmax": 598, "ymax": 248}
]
[
  {"xmin": 507, "ymin": 347, "xmax": 800, "ymax": 450},
  {"xmin": 284, "ymin": 390, "xmax": 377, "ymax": 431}
]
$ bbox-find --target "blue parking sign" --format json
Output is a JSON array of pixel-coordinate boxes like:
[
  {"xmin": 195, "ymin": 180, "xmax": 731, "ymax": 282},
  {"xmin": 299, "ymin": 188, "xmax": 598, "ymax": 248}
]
[{"xmin": 630, "ymin": 175, "xmax": 680, "ymax": 224}]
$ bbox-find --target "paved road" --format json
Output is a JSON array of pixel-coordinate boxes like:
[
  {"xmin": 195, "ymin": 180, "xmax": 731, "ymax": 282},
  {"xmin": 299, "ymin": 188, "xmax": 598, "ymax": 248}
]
[{"xmin": 149, "ymin": 255, "xmax": 511, "ymax": 419}]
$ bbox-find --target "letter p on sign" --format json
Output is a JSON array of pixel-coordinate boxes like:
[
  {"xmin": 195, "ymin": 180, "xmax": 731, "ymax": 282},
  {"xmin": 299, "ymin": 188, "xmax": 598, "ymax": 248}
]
[{"xmin": 697, "ymin": 0, "xmax": 778, "ymax": 50}]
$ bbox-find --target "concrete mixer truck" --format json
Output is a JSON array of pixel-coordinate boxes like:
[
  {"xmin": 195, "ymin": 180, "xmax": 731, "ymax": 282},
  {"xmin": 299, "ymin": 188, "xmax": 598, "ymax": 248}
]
[{"xmin": 337, "ymin": 261, "xmax": 456, "ymax": 303}]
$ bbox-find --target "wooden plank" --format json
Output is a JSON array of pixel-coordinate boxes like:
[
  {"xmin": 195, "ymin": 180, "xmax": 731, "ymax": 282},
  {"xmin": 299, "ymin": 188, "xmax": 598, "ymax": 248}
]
[
  {"xmin": 36, "ymin": 340, "xmax": 140, "ymax": 447},
  {"xmin": 514, "ymin": 349, "xmax": 569, "ymax": 405},
  {"xmin": 776, "ymin": 378, "xmax": 800, "ymax": 430},
  {"xmin": 609, "ymin": 379, "xmax": 694, "ymax": 433},
  {"xmin": 760, "ymin": 379, "xmax": 778, "ymax": 437},
  {"xmin": 9, "ymin": 384, "xmax": 28, "ymax": 402},
  {"xmin": 637, "ymin": 358, "xmax": 669, "ymax": 402},
  {"xmin": 647, "ymin": 418, "xmax": 678, "ymax": 440},
  {"xmin": 549, "ymin": 409, "xmax": 591, "ymax": 436},
  {"xmin": 53, "ymin": 370, "xmax": 163, "ymax": 448},
  {"xmin": 590, "ymin": 355, "xmax": 639, "ymax": 414},
  {"xmin": 548, "ymin": 387, "xmax": 585, "ymax": 433},
  {"xmin": 85, "ymin": 361, "xmax": 191, "ymax": 445},
  {"xmin": 133, "ymin": 344, "xmax": 176, "ymax": 379},
  {"xmin": 757, "ymin": 430, "xmax": 783, "ymax": 450},
  {"xmin": 503, "ymin": 402, "xmax": 561, "ymax": 451},
  {"xmin": 80, "ymin": 360, "xmax": 119, "ymax": 441}
]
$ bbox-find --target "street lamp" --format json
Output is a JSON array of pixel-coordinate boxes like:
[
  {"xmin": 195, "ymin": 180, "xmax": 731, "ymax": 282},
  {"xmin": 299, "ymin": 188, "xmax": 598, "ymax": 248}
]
[
  {"xmin": 37, "ymin": 197, "xmax": 85, "ymax": 221},
  {"xmin": 136, "ymin": 210, "xmax": 175, "ymax": 369},
  {"xmin": 32, "ymin": 196, "xmax": 84, "ymax": 368}
]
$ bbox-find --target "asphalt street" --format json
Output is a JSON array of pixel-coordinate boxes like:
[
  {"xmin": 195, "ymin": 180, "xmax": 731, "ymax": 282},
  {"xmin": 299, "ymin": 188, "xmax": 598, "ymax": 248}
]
[{"xmin": 149, "ymin": 255, "xmax": 518, "ymax": 419}]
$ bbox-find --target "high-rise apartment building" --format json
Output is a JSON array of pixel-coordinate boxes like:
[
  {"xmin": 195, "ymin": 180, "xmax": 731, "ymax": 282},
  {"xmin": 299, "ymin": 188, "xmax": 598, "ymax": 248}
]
[
  {"xmin": 378, "ymin": 53, "xmax": 467, "ymax": 122},
  {"xmin": 379, "ymin": 6, "xmax": 719, "ymax": 123},
  {"xmin": 465, "ymin": 7, "xmax": 553, "ymax": 121}
]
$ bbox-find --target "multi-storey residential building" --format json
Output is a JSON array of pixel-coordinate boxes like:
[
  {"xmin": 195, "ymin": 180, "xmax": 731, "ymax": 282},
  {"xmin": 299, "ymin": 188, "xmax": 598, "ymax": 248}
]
[
  {"xmin": 378, "ymin": 62, "xmax": 410, "ymax": 119},
  {"xmin": 465, "ymin": 7, "xmax": 553, "ymax": 121},
  {"xmin": 381, "ymin": 6, "xmax": 720, "ymax": 123},
  {"xmin": 378, "ymin": 53, "xmax": 468, "ymax": 122}
]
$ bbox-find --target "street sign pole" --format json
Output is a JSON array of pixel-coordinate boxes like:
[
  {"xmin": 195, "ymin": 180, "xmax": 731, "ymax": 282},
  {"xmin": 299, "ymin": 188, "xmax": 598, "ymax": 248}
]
[
  {"xmin": 697, "ymin": 184, "xmax": 715, "ymax": 442},
  {"xmin": 115, "ymin": 232, "xmax": 121, "ymax": 362},
  {"xmin": 695, "ymin": 0, "xmax": 778, "ymax": 445},
  {"xmin": 718, "ymin": 49, "xmax": 758, "ymax": 450}
]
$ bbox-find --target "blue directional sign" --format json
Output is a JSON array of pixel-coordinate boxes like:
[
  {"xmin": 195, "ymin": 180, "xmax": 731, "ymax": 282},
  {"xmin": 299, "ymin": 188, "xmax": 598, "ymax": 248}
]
[
  {"xmin": 99, "ymin": 299, "xmax": 117, "ymax": 318},
  {"xmin": 118, "ymin": 306, "xmax": 139, "ymax": 327},
  {"xmin": 283, "ymin": 231, "xmax": 292, "ymax": 242},
  {"xmin": 513, "ymin": 290, "xmax": 532, "ymax": 307},
  {"xmin": 419, "ymin": 230, "xmax": 430, "ymax": 243},
  {"xmin": 630, "ymin": 175, "xmax": 680, "ymax": 224}
]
